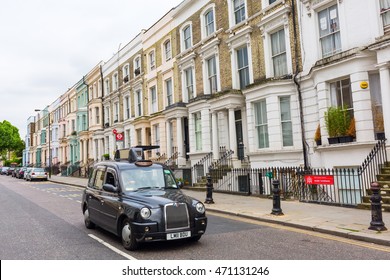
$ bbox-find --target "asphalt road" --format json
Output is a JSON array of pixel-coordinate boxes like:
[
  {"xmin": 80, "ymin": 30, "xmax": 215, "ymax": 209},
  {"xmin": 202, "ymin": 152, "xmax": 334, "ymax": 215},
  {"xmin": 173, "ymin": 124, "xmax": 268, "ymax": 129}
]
[{"xmin": 1, "ymin": 175, "xmax": 390, "ymax": 260}]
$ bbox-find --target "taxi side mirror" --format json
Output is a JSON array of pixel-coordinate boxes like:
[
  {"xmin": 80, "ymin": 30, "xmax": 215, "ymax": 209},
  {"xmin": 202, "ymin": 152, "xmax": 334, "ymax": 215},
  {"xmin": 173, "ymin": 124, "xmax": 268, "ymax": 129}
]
[{"xmin": 103, "ymin": 183, "xmax": 117, "ymax": 193}]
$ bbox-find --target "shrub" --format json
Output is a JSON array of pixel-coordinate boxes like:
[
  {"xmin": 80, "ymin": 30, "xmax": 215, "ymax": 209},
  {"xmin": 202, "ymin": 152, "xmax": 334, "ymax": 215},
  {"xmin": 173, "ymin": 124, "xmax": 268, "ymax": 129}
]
[{"xmin": 325, "ymin": 106, "xmax": 350, "ymax": 137}]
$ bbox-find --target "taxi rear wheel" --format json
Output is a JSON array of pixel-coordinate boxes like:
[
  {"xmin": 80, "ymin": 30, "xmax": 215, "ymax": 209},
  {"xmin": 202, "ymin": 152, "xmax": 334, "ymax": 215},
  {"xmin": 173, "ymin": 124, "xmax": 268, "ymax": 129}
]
[{"xmin": 121, "ymin": 218, "xmax": 138, "ymax": 251}]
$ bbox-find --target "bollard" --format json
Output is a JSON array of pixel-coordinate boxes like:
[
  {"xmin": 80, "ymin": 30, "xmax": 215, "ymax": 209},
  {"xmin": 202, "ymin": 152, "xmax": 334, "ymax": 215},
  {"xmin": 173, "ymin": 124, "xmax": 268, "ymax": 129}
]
[
  {"xmin": 204, "ymin": 174, "xmax": 215, "ymax": 204},
  {"xmin": 368, "ymin": 182, "xmax": 387, "ymax": 231},
  {"xmin": 271, "ymin": 179, "xmax": 284, "ymax": 216}
]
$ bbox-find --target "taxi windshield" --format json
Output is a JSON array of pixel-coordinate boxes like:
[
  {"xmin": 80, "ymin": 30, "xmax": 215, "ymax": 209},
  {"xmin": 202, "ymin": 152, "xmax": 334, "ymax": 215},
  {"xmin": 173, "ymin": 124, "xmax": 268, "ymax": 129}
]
[{"xmin": 120, "ymin": 167, "xmax": 178, "ymax": 192}]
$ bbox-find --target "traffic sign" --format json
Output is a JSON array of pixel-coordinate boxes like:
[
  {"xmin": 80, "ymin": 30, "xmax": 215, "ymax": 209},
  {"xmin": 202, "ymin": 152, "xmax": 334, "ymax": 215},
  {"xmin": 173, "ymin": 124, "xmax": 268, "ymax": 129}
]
[
  {"xmin": 115, "ymin": 132, "xmax": 124, "ymax": 141},
  {"xmin": 113, "ymin": 129, "xmax": 118, "ymax": 134}
]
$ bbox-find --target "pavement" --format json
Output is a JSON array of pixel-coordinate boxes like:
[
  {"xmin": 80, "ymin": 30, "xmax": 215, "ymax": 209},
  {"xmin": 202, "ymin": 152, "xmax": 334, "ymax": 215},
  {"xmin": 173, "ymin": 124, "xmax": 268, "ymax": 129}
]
[{"xmin": 49, "ymin": 175, "xmax": 390, "ymax": 247}]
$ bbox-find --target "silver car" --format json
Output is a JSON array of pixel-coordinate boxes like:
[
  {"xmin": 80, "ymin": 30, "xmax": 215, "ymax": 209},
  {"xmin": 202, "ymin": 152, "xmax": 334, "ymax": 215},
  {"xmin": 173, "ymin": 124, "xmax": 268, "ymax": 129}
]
[{"xmin": 26, "ymin": 168, "xmax": 48, "ymax": 181}]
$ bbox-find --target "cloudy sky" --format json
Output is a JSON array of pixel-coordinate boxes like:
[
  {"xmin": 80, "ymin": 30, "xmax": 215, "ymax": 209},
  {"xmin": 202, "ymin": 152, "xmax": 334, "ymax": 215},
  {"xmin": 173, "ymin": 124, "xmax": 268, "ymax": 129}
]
[{"xmin": 0, "ymin": 0, "xmax": 183, "ymax": 139}]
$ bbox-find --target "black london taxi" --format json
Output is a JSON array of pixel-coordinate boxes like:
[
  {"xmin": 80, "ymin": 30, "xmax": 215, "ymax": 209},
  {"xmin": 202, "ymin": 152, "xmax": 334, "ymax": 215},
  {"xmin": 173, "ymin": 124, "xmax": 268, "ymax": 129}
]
[{"xmin": 81, "ymin": 146, "xmax": 207, "ymax": 251}]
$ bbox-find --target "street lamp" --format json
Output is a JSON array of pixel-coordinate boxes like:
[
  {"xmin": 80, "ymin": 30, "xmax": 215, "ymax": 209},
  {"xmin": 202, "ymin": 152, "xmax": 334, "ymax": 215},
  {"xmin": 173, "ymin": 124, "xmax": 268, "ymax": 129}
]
[{"xmin": 35, "ymin": 108, "xmax": 51, "ymax": 178}]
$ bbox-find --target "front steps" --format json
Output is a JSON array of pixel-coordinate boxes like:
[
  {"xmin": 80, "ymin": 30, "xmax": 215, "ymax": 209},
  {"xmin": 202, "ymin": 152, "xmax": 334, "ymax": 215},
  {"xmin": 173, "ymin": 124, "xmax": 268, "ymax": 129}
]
[{"xmin": 357, "ymin": 162, "xmax": 390, "ymax": 212}]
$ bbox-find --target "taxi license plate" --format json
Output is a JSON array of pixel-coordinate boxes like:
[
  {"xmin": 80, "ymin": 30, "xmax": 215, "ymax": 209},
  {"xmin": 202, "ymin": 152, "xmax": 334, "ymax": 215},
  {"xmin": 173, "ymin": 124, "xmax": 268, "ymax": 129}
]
[{"xmin": 166, "ymin": 231, "xmax": 191, "ymax": 240}]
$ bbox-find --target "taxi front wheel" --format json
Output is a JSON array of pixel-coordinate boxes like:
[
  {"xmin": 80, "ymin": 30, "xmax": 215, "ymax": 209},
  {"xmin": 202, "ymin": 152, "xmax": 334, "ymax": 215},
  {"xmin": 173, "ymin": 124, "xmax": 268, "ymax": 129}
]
[{"xmin": 121, "ymin": 218, "xmax": 138, "ymax": 251}]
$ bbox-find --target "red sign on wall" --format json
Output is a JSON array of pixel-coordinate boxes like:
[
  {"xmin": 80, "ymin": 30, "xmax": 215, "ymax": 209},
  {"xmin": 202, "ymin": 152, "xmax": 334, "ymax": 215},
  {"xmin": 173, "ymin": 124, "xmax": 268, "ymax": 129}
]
[
  {"xmin": 115, "ymin": 132, "xmax": 124, "ymax": 141},
  {"xmin": 304, "ymin": 175, "xmax": 334, "ymax": 185}
]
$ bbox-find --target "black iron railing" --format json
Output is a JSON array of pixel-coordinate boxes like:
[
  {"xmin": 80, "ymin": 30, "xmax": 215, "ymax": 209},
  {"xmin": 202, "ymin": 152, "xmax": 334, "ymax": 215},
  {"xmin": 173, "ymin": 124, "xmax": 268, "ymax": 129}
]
[
  {"xmin": 358, "ymin": 139, "xmax": 388, "ymax": 197},
  {"xmin": 208, "ymin": 139, "xmax": 387, "ymax": 207},
  {"xmin": 191, "ymin": 152, "xmax": 213, "ymax": 185}
]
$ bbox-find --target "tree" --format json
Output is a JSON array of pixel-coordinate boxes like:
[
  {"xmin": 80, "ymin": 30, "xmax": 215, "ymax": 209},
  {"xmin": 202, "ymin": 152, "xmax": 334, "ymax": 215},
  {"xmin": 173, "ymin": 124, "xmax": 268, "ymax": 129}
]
[{"xmin": 0, "ymin": 120, "xmax": 24, "ymax": 158}]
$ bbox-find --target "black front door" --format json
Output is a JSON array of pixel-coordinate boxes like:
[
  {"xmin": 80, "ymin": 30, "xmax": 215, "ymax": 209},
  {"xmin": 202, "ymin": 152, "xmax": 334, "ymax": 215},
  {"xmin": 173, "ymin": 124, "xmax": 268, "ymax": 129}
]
[{"xmin": 235, "ymin": 110, "xmax": 244, "ymax": 160}]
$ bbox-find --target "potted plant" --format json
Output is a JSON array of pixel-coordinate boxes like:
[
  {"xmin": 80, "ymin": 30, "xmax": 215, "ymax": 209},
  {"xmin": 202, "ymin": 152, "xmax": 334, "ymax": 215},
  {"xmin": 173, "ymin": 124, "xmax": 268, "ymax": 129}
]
[
  {"xmin": 325, "ymin": 106, "xmax": 351, "ymax": 144},
  {"xmin": 314, "ymin": 124, "xmax": 322, "ymax": 146},
  {"xmin": 373, "ymin": 108, "xmax": 385, "ymax": 140},
  {"xmin": 103, "ymin": 153, "xmax": 110, "ymax": 160},
  {"xmin": 339, "ymin": 117, "xmax": 355, "ymax": 143}
]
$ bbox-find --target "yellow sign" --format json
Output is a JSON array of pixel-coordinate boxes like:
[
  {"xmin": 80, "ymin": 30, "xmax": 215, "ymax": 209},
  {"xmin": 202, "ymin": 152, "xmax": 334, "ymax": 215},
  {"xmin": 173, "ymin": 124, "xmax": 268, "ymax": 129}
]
[{"xmin": 360, "ymin": 81, "xmax": 368, "ymax": 89}]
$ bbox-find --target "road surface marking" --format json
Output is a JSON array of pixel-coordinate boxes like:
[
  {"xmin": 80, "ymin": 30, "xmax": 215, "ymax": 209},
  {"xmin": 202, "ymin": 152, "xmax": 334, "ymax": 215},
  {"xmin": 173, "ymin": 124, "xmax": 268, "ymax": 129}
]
[{"xmin": 88, "ymin": 234, "xmax": 137, "ymax": 260}]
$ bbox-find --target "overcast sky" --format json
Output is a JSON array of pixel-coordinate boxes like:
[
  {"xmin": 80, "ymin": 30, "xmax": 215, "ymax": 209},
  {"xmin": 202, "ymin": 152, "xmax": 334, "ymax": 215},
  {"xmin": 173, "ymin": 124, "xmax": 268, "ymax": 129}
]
[{"xmin": 0, "ymin": 0, "xmax": 183, "ymax": 139}]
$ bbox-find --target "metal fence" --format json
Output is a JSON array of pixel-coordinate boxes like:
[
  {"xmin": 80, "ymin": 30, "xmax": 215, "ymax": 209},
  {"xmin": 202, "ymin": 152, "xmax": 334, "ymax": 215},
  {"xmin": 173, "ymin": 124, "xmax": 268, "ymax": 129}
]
[{"xmin": 208, "ymin": 139, "xmax": 387, "ymax": 207}]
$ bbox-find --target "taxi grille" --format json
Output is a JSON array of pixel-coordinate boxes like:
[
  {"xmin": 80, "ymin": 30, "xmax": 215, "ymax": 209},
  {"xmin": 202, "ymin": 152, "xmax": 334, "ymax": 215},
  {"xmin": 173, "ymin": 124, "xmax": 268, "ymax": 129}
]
[{"xmin": 164, "ymin": 203, "xmax": 189, "ymax": 230}]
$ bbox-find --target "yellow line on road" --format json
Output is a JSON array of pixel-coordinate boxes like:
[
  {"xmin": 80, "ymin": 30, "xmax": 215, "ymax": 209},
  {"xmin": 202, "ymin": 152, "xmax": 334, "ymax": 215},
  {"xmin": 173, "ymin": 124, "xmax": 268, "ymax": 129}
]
[{"xmin": 209, "ymin": 212, "xmax": 390, "ymax": 253}]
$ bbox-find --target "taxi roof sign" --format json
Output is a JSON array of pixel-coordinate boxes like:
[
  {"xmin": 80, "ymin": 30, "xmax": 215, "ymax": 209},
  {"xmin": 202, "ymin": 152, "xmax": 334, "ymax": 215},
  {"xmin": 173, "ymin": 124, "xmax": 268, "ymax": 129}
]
[{"xmin": 114, "ymin": 145, "xmax": 160, "ymax": 163}]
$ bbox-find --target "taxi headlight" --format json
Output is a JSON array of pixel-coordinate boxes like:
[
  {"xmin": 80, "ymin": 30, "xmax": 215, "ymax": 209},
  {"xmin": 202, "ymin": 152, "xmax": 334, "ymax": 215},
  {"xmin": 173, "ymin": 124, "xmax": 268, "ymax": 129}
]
[
  {"xmin": 140, "ymin": 207, "xmax": 151, "ymax": 219},
  {"xmin": 195, "ymin": 202, "xmax": 205, "ymax": 214}
]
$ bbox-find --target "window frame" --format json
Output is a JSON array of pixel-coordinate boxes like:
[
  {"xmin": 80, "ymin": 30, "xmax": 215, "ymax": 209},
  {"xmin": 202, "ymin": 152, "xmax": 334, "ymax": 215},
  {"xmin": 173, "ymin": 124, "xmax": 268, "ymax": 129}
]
[
  {"xmin": 233, "ymin": 0, "xmax": 246, "ymax": 25},
  {"xmin": 194, "ymin": 112, "xmax": 202, "ymax": 151},
  {"xmin": 149, "ymin": 50, "xmax": 156, "ymax": 71},
  {"xmin": 236, "ymin": 45, "xmax": 250, "ymax": 89},
  {"xmin": 149, "ymin": 86, "xmax": 158, "ymax": 114},
  {"xmin": 279, "ymin": 96, "xmax": 293, "ymax": 147},
  {"xmin": 183, "ymin": 67, "xmax": 194, "ymax": 102},
  {"xmin": 254, "ymin": 100, "xmax": 269, "ymax": 149},
  {"xmin": 317, "ymin": 4, "xmax": 341, "ymax": 58},
  {"xmin": 271, "ymin": 28, "xmax": 288, "ymax": 77},
  {"xmin": 181, "ymin": 23, "xmax": 193, "ymax": 51},
  {"xmin": 206, "ymin": 55, "xmax": 218, "ymax": 94},
  {"xmin": 135, "ymin": 89, "xmax": 143, "ymax": 117},
  {"xmin": 165, "ymin": 78, "xmax": 173, "ymax": 107},
  {"xmin": 164, "ymin": 39, "xmax": 172, "ymax": 62}
]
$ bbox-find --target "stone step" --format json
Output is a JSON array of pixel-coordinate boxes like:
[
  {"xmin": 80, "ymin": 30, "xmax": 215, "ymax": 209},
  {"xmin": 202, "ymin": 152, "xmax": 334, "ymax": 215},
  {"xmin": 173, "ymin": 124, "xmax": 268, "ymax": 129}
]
[
  {"xmin": 380, "ymin": 167, "xmax": 390, "ymax": 175},
  {"xmin": 362, "ymin": 196, "xmax": 390, "ymax": 204},
  {"xmin": 356, "ymin": 203, "xmax": 390, "ymax": 212},
  {"xmin": 366, "ymin": 187, "xmax": 390, "ymax": 196},
  {"xmin": 377, "ymin": 173, "xmax": 390, "ymax": 181}
]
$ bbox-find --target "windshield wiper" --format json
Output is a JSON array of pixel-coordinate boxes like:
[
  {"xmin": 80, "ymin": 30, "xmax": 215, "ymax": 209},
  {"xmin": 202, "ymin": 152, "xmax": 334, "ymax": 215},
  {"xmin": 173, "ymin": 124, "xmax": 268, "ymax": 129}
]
[{"xmin": 135, "ymin": 186, "xmax": 163, "ymax": 191}]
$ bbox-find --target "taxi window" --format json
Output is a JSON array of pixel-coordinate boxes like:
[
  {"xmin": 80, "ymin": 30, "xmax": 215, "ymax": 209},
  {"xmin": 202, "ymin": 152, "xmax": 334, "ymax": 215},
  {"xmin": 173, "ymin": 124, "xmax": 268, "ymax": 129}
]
[
  {"xmin": 164, "ymin": 170, "xmax": 178, "ymax": 188},
  {"xmin": 121, "ymin": 167, "xmax": 166, "ymax": 191},
  {"xmin": 95, "ymin": 169, "xmax": 105, "ymax": 190}
]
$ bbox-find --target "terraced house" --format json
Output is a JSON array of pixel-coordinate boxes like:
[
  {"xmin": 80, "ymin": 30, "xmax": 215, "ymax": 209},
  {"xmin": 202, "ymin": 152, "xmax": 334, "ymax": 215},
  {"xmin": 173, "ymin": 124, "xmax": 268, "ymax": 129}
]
[{"xmin": 25, "ymin": 0, "xmax": 390, "ymax": 208}]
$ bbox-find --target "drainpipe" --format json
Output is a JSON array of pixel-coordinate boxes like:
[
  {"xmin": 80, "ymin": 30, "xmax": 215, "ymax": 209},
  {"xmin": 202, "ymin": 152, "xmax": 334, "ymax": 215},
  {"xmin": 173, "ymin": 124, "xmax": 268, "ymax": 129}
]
[{"xmin": 291, "ymin": 0, "xmax": 309, "ymax": 170}]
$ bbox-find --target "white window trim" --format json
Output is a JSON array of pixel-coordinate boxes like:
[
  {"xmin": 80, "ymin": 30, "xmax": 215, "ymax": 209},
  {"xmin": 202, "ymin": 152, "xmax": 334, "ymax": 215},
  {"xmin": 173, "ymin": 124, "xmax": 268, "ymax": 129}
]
[
  {"xmin": 181, "ymin": 65, "xmax": 196, "ymax": 103},
  {"xmin": 114, "ymin": 101, "xmax": 119, "ymax": 122},
  {"xmin": 258, "ymin": 3, "xmax": 292, "ymax": 78},
  {"xmin": 202, "ymin": 53, "xmax": 221, "ymax": 95},
  {"xmin": 123, "ymin": 93, "xmax": 131, "ymax": 120},
  {"xmin": 133, "ymin": 55, "xmax": 141, "ymax": 77},
  {"xmin": 162, "ymin": 38, "xmax": 172, "ymax": 62},
  {"xmin": 180, "ymin": 22, "xmax": 193, "ymax": 52},
  {"xmin": 104, "ymin": 79, "xmax": 110, "ymax": 96},
  {"xmin": 164, "ymin": 77, "xmax": 174, "ymax": 108},
  {"xmin": 122, "ymin": 64, "xmax": 130, "ymax": 82},
  {"xmin": 149, "ymin": 85, "xmax": 158, "ymax": 114},
  {"xmin": 227, "ymin": 0, "xmax": 248, "ymax": 28},
  {"xmin": 261, "ymin": 0, "xmax": 281, "ymax": 11},
  {"xmin": 112, "ymin": 72, "xmax": 119, "ymax": 91},
  {"xmin": 229, "ymin": 42, "xmax": 253, "ymax": 89},
  {"xmin": 264, "ymin": 26, "xmax": 292, "ymax": 78},
  {"xmin": 200, "ymin": 3, "xmax": 216, "ymax": 39},
  {"xmin": 135, "ymin": 88, "xmax": 143, "ymax": 117},
  {"xmin": 149, "ymin": 50, "xmax": 156, "ymax": 72}
]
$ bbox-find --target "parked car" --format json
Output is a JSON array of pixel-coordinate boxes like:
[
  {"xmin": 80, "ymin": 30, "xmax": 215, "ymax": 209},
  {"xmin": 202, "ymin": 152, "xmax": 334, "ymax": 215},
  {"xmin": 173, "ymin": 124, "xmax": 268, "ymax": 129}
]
[
  {"xmin": 24, "ymin": 168, "xmax": 33, "ymax": 180},
  {"xmin": 1, "ymin": 167, "xmax": 9, "ymax": 175},
  {"xmin": 6, "ymin": 167, "xmax": 15, "ymax": 176},
  {"xmin": 12, "ymin": 167, "xmax": 20, "ymax": 178},
  {"xmin": 25, "ymin": 168, "xmax": 48, "ymax": 181},
  {"xmin": 81, "ymin": 146, "xmax": 207, "ymax": 251},
  {"xmin": 17, "ymin": 167, "xmax": 27, "ymax": 179}
]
